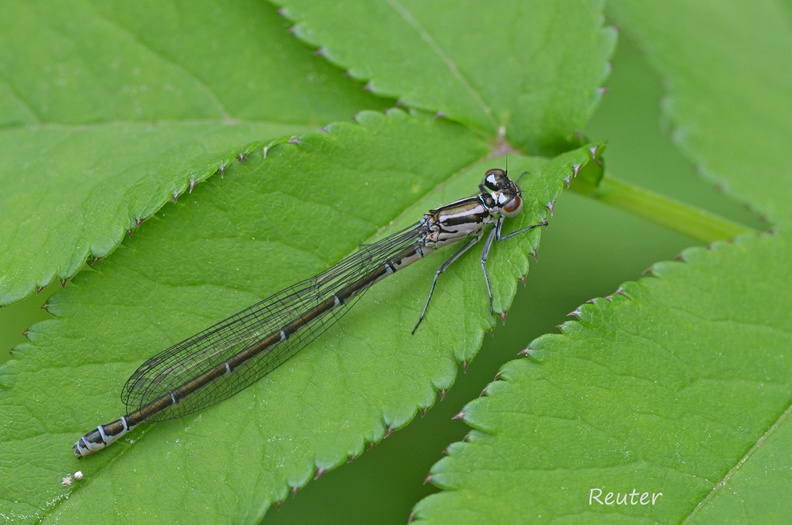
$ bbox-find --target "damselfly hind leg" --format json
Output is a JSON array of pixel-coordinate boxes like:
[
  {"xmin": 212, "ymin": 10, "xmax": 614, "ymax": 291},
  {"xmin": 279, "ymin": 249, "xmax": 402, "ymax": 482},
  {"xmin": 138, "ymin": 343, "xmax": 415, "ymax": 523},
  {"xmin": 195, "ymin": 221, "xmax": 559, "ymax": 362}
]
[{"xmin": 411, "ymin": 235, "xmax": 482, "ymax": 334}]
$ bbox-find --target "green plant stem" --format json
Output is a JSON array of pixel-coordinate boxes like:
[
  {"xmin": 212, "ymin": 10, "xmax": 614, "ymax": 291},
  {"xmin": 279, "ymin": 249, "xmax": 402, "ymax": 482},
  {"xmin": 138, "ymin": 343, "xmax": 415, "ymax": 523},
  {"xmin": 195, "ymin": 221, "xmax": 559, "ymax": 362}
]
[{"xmin": 584, "ymin": 174, "xmax": 756, "ymax": 243}]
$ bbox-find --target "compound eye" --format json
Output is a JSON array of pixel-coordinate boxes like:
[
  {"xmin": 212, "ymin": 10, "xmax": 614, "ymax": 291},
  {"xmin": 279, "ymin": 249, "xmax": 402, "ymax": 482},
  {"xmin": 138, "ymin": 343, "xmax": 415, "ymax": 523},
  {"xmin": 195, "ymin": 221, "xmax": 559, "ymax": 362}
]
[
  {"xmin": 483, "ymin": 168, "xmax": 507, "ymax": 191},
  {"xmin": 502, "ymin": 195, "xmax": 522, "ymax": 217}
]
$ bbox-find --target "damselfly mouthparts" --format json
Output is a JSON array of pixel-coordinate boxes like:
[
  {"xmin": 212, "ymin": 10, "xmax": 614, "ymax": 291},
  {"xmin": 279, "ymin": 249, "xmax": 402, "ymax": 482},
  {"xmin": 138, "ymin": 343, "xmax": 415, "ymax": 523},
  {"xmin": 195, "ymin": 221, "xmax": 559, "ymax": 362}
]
[{"xmin": 73, "ymin": 168, "xmax": 546, "ymax": 457}]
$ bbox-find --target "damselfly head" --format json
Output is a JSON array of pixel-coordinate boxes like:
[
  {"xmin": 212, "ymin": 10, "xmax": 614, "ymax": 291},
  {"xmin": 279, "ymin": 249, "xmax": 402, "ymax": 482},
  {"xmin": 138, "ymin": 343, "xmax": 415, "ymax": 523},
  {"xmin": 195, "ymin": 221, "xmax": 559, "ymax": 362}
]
[{"xmin": 481, "ymin": 168, "xmax": 523, "ymax": 217}]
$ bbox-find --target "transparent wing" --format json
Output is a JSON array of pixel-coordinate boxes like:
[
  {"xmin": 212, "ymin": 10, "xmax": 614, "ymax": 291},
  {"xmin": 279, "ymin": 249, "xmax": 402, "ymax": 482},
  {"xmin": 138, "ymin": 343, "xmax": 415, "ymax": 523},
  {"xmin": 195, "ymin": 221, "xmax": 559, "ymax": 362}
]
[{"xmin": 121, "ymin": 222, "xmax": 425, "ymax": 422}]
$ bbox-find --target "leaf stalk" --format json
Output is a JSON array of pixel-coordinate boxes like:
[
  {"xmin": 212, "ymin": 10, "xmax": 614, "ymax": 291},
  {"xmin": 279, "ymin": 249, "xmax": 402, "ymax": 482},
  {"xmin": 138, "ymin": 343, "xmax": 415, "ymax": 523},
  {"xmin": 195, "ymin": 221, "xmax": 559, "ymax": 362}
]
[{"xmin": 582, "ymin": 174, "xmax": 756, "ymax": 243}]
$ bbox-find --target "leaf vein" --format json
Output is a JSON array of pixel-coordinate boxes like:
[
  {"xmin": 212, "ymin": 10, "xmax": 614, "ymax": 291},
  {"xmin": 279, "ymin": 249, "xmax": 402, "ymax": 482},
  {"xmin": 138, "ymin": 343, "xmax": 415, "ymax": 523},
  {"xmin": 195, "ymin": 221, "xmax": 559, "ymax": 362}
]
[
  {"xmin": 383, "ymin": 0, "xmax": 497, "ymax": 128},
  {"xmin": 682, "ymin": 400, "xmax": 792, "ymax": 523}
]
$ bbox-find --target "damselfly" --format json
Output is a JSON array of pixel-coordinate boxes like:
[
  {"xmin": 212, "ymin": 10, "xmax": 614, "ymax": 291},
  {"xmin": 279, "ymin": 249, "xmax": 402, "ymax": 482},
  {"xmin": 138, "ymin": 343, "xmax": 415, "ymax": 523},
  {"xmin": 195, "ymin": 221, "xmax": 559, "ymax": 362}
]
[{"xmin": 73, "ymin": 168, "xmax": 546, "ymax": 457}]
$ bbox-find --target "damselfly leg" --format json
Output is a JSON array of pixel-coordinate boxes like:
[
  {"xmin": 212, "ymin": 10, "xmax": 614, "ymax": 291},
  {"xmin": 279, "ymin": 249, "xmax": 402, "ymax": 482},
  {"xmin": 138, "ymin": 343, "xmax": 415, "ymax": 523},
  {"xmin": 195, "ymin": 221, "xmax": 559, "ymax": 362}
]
[{"xmin": 411, "ymin": 217, "xmax": 547, "ymax": 334}]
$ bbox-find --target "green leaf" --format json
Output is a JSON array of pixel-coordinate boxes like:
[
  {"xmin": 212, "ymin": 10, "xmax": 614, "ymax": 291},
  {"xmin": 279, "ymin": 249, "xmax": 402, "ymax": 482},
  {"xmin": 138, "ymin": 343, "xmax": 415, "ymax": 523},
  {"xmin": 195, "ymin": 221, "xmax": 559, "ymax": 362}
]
[
  {"xmin": 415, "ymin": 232, "xmax": 792, "ymax": 523},
  {"xmin": 273, "ymin": 0, "xmax": 615, "ymax": 154},
  {"xmin": 0, "ymin": 0, "xmax": 387, "ymax": 306},
  {"xmin": 0, "ymin": 110, "xmax": 600, "ymax": 523},
  {"xmin": 606, "ymin": 0, "xmax": 792, "ymax": 225}
]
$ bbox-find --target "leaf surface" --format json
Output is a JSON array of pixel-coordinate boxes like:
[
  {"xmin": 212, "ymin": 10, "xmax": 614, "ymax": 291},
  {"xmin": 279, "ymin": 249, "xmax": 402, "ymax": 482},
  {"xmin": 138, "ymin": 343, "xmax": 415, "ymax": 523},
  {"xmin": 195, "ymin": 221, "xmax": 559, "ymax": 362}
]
[
  {"xmin": 273, "ymin": 0, "xmax": 615, "ymax": 154},
  {"xmin": 607, "ymin": 0, "xmax": 792, "ymax": 224},
  {"xmin": 0, "ymin": 110, "xmax": 600, "ymax": 524},
  {"xmin": 415, "ymin": 232, "xmax": 792, "ymax": 523},
  {"xmin": 0, "ymin": 0, "xmax": 386, "ymax": 305}
]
